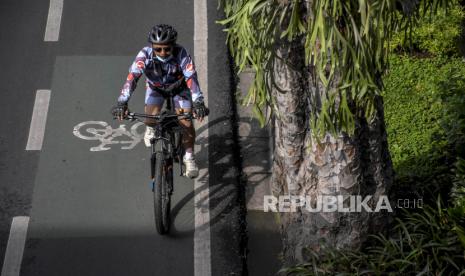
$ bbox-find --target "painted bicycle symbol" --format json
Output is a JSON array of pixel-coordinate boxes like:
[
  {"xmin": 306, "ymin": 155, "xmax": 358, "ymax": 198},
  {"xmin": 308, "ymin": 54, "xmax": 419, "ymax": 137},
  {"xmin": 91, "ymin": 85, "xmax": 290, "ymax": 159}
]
[{"xmin": 73, "ymin": 121, "xmax": 145, "ymax": 151}]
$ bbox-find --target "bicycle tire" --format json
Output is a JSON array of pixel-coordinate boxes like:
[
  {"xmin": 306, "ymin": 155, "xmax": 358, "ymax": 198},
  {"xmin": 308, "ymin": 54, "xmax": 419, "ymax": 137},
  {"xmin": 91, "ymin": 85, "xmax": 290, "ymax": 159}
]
[{"xmin": 153, "ymin": 152, "xmax": 170, "ymax": 234}]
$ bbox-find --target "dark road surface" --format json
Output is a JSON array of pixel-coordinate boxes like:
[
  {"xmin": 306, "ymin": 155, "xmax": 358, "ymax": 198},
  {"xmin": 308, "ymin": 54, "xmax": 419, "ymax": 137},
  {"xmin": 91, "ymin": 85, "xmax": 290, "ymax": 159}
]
[{"xmin": 0, "ymin": 0, "xmax": 246, "ymax": 275}]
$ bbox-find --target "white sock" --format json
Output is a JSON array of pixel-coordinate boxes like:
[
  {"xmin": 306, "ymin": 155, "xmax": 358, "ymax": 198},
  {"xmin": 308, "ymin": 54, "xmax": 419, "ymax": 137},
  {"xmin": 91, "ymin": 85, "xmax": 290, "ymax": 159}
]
[{"xmin": 184, "ymin": 151, "xmax": 194, "ymax": 160}]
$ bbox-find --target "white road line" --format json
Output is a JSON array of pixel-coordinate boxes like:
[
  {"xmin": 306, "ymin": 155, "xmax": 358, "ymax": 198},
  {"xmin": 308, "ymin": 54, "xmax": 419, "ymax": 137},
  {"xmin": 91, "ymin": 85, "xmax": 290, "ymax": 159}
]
[
  {"xmin": 193, "ymin": 0, "xmax": 211, "ymax": 276},
  {"xmin": 44, "ymin": 0, "xmax": 64, "ymax": 41},
  {"xmin": 1, "ymin": 217, "xmax": 30, "ymax": 276},
  {"xmin": 26, "ymin": 90, "xmax": 51, "ymax": 151}
]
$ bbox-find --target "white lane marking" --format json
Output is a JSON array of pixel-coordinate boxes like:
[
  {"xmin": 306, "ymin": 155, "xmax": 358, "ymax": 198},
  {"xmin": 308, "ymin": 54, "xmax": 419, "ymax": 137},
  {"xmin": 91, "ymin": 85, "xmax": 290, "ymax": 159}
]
[
  {"xmin": 1, "ymin": 217, "xmax": 30, "ymax": 276},
  {"xmin": 26, "ymin": 90, "xmax": 51, "ymax": 151},
  {"xmin": 194, "ymin": 0, "xmax": 211, "ymax": 276},
  {"xmin": 72, "ymin": 121, "xmax": 145, "ymax": 151},
  {"xmin": 44, "ymin": 0, "xmax": 64, "ymax": 41}
]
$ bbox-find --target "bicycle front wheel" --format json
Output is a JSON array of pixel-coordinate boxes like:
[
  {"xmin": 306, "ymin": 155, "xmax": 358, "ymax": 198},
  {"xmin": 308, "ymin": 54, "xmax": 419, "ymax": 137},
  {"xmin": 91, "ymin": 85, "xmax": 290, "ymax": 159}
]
[{"xmin": 153, "ymin": 152, "xmax": 171, "ymax": 235}]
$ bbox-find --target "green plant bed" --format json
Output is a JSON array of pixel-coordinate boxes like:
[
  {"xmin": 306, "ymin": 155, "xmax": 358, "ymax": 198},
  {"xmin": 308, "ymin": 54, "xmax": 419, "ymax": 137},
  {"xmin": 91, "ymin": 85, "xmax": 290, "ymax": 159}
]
[
  {"xmin": 390, "ymin": 5, "xmax": 465, "ymax": 56},
  {"xmin": 383, "ymin": 55, "xmax": 465, "ymax": 183}
]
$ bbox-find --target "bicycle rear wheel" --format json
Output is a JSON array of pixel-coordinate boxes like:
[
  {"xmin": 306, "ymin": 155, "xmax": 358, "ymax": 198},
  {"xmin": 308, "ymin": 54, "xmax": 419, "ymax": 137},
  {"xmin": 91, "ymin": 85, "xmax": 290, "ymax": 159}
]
[{"xmin": 153, "ymin": 152, "xmax": 171, "ymax": 234}]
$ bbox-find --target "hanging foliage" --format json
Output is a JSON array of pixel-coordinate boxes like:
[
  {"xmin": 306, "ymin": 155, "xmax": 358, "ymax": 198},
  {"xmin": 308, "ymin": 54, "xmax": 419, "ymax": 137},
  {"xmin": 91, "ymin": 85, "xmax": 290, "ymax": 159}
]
[{"xmin": 218, "ymin": 0, "xmax": 454, "ymax": 137}]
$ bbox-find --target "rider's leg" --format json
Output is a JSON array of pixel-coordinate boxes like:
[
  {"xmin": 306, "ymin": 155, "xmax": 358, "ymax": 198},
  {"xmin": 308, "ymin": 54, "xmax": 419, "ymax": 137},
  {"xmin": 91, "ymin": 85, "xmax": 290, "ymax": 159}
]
[
  {"xmin": 176, "ymin": 108, "xmax": 195, "ymax": 155},
  {"xmin": 175, "ymin": 90, "xmax": 198, "ymax": 178},
  {"xmin": 143, "ymin": 104, "xmax": 162, "ymax": 147},
  {"xmin": 176, "ymin": 107, "xmax": 198, "ymax": 178},
  {"xmin": 145, "ymin": 104, "xmax": 162, "ymax": 125},
  {"xmin": 144, "ymin": 86, "xmax": 164, "ymax": 147}
]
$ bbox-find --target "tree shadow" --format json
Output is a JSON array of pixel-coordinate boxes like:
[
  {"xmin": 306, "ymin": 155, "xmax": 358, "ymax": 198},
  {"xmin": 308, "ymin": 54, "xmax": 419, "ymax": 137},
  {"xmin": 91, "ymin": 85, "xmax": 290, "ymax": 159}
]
[{"xmin": 168, "ymin": 115, "xmax": 245, "ymax": 237}]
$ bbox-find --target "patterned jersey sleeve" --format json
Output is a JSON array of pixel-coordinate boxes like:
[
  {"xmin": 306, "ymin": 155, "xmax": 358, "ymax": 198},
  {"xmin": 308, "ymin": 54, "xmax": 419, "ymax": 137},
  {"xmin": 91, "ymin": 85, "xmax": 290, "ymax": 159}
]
[
  {"xmin": 179, "ymin": 47, "xmax": 204, "ymax": 103},
  {"xmin": 117, "ymin": 48, "xmax": 148, "ymax": 104}
]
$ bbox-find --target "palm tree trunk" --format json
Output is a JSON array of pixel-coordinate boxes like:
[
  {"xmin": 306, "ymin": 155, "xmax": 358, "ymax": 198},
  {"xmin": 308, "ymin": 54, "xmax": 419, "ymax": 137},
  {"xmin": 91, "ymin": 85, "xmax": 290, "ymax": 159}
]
[{"xmin": 271, "ymin": 40, "xmax": 394, "ymax": 265}]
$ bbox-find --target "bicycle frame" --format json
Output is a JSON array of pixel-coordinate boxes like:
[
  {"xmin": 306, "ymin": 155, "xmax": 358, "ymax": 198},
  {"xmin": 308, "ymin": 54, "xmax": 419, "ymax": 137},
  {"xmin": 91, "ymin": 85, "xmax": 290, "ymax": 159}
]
[{"xmin": 125, "ymin": 96, "xmax": 193, "ymax": 178}]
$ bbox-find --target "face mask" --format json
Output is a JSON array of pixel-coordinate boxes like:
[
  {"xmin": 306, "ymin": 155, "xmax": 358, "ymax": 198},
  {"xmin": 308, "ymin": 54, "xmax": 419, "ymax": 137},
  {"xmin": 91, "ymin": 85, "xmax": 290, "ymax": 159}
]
[{"xmin": 155, "ymin": 54, "xmax": 173, "ymax": 63}]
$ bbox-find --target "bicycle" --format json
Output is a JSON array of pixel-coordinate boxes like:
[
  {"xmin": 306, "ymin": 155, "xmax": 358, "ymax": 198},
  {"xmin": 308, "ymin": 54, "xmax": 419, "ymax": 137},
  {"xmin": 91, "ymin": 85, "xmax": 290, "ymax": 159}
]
[{"xmin": 112, "ymin": 95, "xmax": 199, "ymax": 235}]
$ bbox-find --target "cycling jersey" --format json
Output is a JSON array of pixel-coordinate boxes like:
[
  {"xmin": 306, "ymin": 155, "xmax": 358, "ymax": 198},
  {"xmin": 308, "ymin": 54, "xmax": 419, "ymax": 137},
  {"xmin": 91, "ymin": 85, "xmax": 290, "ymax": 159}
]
[{"xmin": 118, "ymin": 45, "xmax": 203, "ymax": 104}]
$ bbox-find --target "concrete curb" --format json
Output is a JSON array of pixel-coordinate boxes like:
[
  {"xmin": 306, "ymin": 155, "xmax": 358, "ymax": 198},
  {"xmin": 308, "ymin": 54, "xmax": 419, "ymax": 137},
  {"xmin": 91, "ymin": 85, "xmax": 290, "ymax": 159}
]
[{"xmin": 207, "ymin": 4, "xmax": 248, "ymax": 275}]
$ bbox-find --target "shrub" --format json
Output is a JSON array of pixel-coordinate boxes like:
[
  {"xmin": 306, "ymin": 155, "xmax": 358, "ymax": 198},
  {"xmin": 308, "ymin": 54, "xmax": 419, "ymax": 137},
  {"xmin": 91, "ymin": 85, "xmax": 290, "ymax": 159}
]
[
  {"xmin": 383, "ymin": 56, "xmax": 465, "ymax": 178},
  {"xmin": 280, "ymin": 198, "xmax": 465, "ymax": 275},
  {"xmin": 383, "ymin": 55, "xmax": 465, "ymax": 204},
  {"xmin": 390, "ymin": 4, "xmax": 465, "ymax": 56}
]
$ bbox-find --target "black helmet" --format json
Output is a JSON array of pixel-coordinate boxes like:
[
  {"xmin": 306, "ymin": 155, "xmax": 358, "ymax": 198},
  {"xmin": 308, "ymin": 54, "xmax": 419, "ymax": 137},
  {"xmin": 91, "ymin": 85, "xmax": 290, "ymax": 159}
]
[{"xmin": 148, "ymin": 24, "xmax": 177, "ymax": 44}]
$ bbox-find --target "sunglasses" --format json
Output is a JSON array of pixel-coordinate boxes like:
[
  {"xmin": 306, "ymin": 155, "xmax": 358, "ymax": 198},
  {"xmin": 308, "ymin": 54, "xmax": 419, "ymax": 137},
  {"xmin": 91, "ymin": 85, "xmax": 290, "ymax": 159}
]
[{"xmin": 153, "ymin": 46, "xmax": 172, "ymax": 53}]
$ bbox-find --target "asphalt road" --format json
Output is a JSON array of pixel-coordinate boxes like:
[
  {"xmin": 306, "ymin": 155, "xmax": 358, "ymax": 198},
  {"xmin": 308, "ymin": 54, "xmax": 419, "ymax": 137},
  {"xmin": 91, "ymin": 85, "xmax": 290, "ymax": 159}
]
[{"xmin": 0, "ymin": 0, "xmax": 244, "ymax": 275}]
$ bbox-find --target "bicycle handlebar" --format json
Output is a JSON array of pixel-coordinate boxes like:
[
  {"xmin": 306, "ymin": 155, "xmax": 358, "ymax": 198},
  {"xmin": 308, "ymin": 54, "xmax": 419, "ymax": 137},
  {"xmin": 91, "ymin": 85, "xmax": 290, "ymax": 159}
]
[
  {"xmin": 112, "ymin": 111, "xmax": 194, "ymax": 122},
  {"xmin": 127, "ymin": 112, "xmax": 193, "ymax": 120}
]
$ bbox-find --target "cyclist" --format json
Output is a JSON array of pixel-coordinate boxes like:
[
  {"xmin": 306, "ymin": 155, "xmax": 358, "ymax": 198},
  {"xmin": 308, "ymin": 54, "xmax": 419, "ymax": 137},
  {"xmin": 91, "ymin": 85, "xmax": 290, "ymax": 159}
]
[{"xmin": 114, "ymin": 24, "xmax": 208, "ymax": 178}]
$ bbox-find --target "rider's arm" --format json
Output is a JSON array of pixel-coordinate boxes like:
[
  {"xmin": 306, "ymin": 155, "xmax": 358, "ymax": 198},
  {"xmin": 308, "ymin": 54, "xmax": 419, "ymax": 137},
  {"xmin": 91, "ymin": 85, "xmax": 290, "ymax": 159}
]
[
  {"xmin": 179, "ymin": 48, "xmax": 204, "ymax": 103},
  {"xmin": 118, "ymin": 48, "xmax": 148, "ymax": 104}
]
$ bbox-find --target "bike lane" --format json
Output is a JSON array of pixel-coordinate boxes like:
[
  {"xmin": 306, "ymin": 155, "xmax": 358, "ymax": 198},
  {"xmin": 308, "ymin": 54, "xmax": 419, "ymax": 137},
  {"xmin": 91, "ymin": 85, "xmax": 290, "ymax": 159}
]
[{"xmin": 20, "ymin": 56, "xmax": 197, "ymax": 276}]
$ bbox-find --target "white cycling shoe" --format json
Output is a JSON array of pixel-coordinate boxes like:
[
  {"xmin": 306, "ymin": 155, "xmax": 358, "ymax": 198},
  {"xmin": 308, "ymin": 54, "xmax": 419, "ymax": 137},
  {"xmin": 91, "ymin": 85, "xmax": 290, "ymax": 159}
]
[
  {"xmin": 144, "ymin": 126, "xmax": 155, "ymax": 147},
  {"xmin": 184, "ymin": 156, "xmax": 199, "ymax": 178}
]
